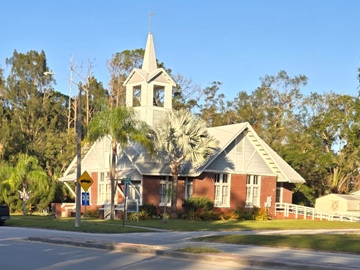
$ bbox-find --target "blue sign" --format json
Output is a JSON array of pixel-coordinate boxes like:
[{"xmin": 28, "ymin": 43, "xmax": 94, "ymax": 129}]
[
  {"xmin": 123, "ymin": 177, "xmax": 131, "ymax": 184},
  {"xmin": 82, "ymin": 192, "xmax": 90, "ymax": 206}
]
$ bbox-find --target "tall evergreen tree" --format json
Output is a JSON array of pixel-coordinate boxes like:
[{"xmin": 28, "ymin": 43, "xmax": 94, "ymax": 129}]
[{"xmin": 3, "ymin": 50, "xmax": 74, "ymax": 177}]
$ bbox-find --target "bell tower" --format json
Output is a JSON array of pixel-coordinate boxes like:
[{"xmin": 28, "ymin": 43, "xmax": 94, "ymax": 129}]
[{"xmin": 123, "ymin": 29, "xmax": 176, "ymax": 126}]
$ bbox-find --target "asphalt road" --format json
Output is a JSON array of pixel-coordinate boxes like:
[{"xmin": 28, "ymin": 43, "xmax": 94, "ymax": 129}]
[
  {"xmin": 1, "ymin": 238, "xmax": 248, "ymax": 270},
  {"xmin": 1, "ymin": 226, "xmax": 360, "ymax": 269}
]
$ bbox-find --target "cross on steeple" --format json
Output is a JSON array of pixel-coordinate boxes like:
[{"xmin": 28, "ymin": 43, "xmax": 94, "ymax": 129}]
[{"xmin": 149, "ymin": 11, "xmax": 155, "ymax": 33}]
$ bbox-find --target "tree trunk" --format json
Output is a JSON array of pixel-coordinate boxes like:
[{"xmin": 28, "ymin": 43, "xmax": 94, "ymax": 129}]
[
  {"xmin": 22, "ymin": 200, "xmax": 26, "ymax": 215},
  {"xmin": 170, "ymin": 160, "xmax": 181, "ymax": 219},
  {"xmin": 170, "ymin": 174, "xmax": 178, "ymax": 219},
  {"xmin": 110, "ymin": 139, "xmax": 117, "ymax": 220}
]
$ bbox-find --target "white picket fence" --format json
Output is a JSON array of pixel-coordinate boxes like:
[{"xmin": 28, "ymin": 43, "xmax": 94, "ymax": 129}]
[{"xmin": 275, "ymin": 203, "xmax": 360, "ymax": 222}]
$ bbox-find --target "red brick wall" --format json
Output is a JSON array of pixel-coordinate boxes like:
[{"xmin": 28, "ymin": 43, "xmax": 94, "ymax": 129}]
[
  {"xmin": 90, "ymin": 172, "xmax": 98, "ymax": 206},
  {"xmin": 230, "ymin": 174, "xmax": 246, "ymax": 209},
  {"xmin": 177, "ymin": 179, "xmax": 185, "ymax": 210},
  {"xmin": 190, "ymin": 173, "xmax": 279, "ymax": 217},
  {"xmin": 141, "ymin": 176, "xmax": 185, "ymax": 213},
  {"xmin": 260, "ymin": 175, "xmax": 277, "ymax": 216},
  {"xmin": 193, "ymin": 172, "xmax": 215, "ymax": 200},
  {"xmin": 282, "ymin": 183, "xmax": 293, "ymax": 204},
  {"xmin": 143, "ymin": 176, "xmax": 160, "ymax": 206},
  {"xmin": 117, "ymin": 172, "xmax": 292, "ymax": 218}
]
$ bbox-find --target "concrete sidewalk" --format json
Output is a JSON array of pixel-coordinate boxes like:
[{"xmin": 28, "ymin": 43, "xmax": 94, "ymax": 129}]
[{"xmin": 27, "ymin": 228, "xmax": 360, "ymax": 270}]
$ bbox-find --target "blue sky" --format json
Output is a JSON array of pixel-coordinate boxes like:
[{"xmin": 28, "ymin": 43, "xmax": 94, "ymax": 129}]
[{"xmin": 2, "ymin": 1, "xmax": 360, "ymax": 101}]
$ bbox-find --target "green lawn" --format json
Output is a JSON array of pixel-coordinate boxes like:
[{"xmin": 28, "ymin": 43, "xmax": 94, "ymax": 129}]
[
  {"xmin": 127, "ymin": 218, "xmax": 360, "ymax": 231},
  {"xmin": 6, "ymin": 215, "xmax": 149, "ymax": 233},
  {"xmin": 6, "ymin": 214, "xmax": 360, "ymax": 254},
  {"xmin": 195, "ymin": 234, "xmax": 360, "ymax": 254},
  {"xmin": 7, "ymin": 214, "xmax": 360, "ymax": 232}
]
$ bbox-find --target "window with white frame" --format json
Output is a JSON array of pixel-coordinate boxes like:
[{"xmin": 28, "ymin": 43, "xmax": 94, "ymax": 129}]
[
  {"xmin": 185, "ymin": 178, "xmax": 193, "ymax": 200},
  {"xmin": 276, "ymin": 184, "xmax": 282, "ymax": 203},
  {"xmin": 159, "ymin": 176, "xmax": 172, "ymax": 206},
  {"xmin": 246, "ymin": 175, "xmax": 260, "ymax": 207},
  {"xmin": 214, "ymin": 174, "xmax": 230, "ymax": 207},
  {"xmin": 98, "ymin": 172, "xmax": 111, "ymax": 204}
]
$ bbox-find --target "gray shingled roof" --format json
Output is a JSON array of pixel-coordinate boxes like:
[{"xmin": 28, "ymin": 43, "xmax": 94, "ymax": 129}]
[{"xmin": 120, "ymin": 122, "xmax": 305, "ymax": 183}]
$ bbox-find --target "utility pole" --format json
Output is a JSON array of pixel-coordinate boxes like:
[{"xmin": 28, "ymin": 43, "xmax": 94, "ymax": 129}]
[{"xmin": 75, "ymin": 83, "xmax": 82, "ymax": 227}]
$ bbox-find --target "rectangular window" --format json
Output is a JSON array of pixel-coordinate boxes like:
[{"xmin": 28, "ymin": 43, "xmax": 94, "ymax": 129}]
[
  {"xmin": 214, "ymin": 174, "xmax": 230, "ymax": 207},
  {"xmin": 246, "ymin": 175, "xmax": 260, "ymax": 207},
  {"xmin": 98, "ymin": 172, "xmax": 111, "ymax": 204},
  {"xmin": 159, "ymin": 177, "xmax": 172, "ymax": 206},
  {"xmin": 185, "ymin": 178, "xmax": 193, "ymax": 200},
  {"xmin": 276, "ymin": 187, "xmax": 281, "ymax": 203}
]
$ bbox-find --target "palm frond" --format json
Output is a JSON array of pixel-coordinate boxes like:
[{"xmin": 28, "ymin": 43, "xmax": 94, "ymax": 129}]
[{"xmin": 151, "ymin": 109, "xmax": 219, "ymax": 172}]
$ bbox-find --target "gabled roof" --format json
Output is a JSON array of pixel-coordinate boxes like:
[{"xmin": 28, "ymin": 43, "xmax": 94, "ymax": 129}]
[
  {"xmin": 59, "ymin": 136, "xmax": 111, "ymax": 182},
  {"xmin": 123, "ymin": 32, "xmax": 176, "ymax": 87},
  {"xmin": 116, "ymin": 122, "xmax": 305, "ymax": 183},
  {"xmin": 124, "ymin": 67, "xmax": 176, "ymax": 86},
  {"xmin": 258, "ymin": 136, "xmax": 305, "ymax": 183},
  {"xmin": 203, "ymin": 123, "xmax": 305, "ymax": 183},
  {"xmin": 318, "ymin": 194, "xmax": 360, "ymax": 201},
  {"xmin": 207, "ymin": 123, "xmax": 248, "ymax": 155},
  {"xmin": 60, "ymin": 120, "xmax": 305, "ymax": 184}
]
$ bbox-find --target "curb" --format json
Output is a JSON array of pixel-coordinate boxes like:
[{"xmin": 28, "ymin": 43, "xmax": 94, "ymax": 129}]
[{"xmin": 27, "ymin": 236, "xmax": 357, "ymax": 270}]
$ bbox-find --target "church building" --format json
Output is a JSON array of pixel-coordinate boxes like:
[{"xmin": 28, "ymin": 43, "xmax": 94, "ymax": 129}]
[{"xmin": 58, "ymin": 30, "xmax": 305, "ymax": 218}]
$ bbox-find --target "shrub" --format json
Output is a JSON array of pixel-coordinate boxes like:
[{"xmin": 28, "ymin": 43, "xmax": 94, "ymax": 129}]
[
  {"xmin": 139, "ymin": 204, "xmax": 158, "ymax": 217},
  {"xmin": 138, "ymin": 210, "xmax": 150, "ymax": 220},
  {"xmin": 235, "ymin": 207, "xmax": 271, "ymax": 221},
  {"xmin": 127, "ymin": 212, "xmax": 138, "ymax": 221},
  {"xmin": 236, "ymin": 208, "xmax": 255, "ymax": 220},
  {"xmin": 182, "ymin": 197, "xmax": 222, "ymax": 221},
  {"xmin": 127, "ymin": 210, "xmax": 151, "ymax": 221},
  {"xmin": 201, "ymin": 208, "xmax": 222, "ymax": 221},
  {"xmin": 185, "ymin": 208, "xmax": 201, "ymax": 221},
  {"xmin": 182, "ymin": 197, "xmax": 216, "ymax": 221},
  {"xmin": 85, "ymin": 207, "xmax": 99, "ymax": 218},
  {"xmin": 219, "ymin": 209, "xmax": 239, "ymax": 220},
  {"xmin": 254, "ymin": 207, "xmax": 271, "ymax": 221},
  {"xmin": 182, "ymin": 197, "xmax": 214, "ymax": 212}
]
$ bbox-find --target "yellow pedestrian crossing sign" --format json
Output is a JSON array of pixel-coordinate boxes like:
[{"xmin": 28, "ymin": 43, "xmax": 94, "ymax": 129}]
[{"xmin": 78, "ymin": 171, "xmax": 93, "ymax": 191}]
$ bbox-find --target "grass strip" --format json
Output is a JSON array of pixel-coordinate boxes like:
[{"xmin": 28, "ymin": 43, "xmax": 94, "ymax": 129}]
[
  {"xmin": 195, "ymin": 234, "xmax": 360, "ymax": 254},
  {"xmin": 127, "ymin": 219, "xmax": 360, "ymax": 231},
  {"xmin": 6, "ymin": 215, "xmax": 151, "ymax": 233},
  {"xmin": 7, "ymin": 214, "xmax": 360, "ymax": 233},
  {"xmin": 176, "ymin": 246, "xmax": 223, "ymax": 254}
]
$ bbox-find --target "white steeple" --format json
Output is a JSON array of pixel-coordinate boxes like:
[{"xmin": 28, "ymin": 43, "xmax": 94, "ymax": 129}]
[
  {"xmin": 141, "ymin": 33, "xmax": 157, "ymax": 73},
  {"xmin": 123, "ymin": 27, "xmax": 176, "ymax": 127}
]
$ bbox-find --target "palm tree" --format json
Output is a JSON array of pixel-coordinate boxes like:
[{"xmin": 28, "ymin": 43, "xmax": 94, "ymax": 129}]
[
  {"xmin": 88, "ymin": 105, "xmax": 153, "ymax": 220},
  {"xmin": 150, "ymin": 109, "xmax": 219, "ymax": 218},
  {"xmin": 0, "ymin": 154, "xmax": 49, "ymax": 215}
]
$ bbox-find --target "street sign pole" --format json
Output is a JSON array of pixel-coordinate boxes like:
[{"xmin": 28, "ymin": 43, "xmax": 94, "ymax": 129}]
[
  {"xmin": 122, "ymin": 177, "xmax": 131, "ymax": 227},
  {"xmin": 122, "ymin": 183, "xmax": 127, "ymax": 227},
  {"xmin": 75, "ymin": 84, "xmax": 82, "ymax": 228},
  {"xmin": 84, "ymin": 204, "xmax": 87, "ymax": 226},
  {"xmin": 81, "ymin": 192, "xmax": 90, "ymax": 226},
  {"xmin": 78, "ymin": 171, "xmax": 93, "ymax": 227}
]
